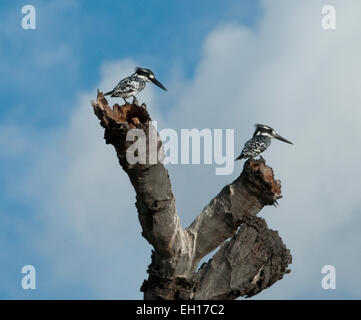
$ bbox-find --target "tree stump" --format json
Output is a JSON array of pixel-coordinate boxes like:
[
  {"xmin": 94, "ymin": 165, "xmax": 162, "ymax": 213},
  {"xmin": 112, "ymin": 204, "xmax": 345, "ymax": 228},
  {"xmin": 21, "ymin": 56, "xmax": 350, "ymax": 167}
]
[{"xmin": 91, "ymin": 91, "xmax": 292, "ymax": 300}]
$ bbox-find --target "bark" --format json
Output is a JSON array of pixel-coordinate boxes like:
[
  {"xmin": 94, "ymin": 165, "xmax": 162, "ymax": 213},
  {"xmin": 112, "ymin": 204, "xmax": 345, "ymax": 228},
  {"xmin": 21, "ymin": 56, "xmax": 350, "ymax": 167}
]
[{"xmin": 91, "ymin": 91, "xmax": 292, "ymax": 300}]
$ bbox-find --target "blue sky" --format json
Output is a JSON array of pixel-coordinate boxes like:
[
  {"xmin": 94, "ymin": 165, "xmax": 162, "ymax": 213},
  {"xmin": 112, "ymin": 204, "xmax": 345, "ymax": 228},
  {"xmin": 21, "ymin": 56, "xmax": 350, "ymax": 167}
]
[
  {"xmin": 1, "ymin": 0, "xmax": 361, "ymax": 299},
  {"xmin": 0, "ymin": 0, "xmax": 259, "ymax": 124},
  {"xmin": 0, "ymin": 0, "xmax": 260, "ymax": 299}
]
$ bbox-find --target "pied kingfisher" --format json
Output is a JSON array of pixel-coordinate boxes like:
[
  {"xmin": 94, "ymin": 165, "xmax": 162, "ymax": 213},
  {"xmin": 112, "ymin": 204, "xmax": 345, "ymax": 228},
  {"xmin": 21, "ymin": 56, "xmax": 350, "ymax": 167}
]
[
  {"xmin": 236, "ymin": 124, "xmax": 293, "ymax": 160},
  {"xmin": 104, "ymin": 67, "xmax": 167, "ymax": 103}
]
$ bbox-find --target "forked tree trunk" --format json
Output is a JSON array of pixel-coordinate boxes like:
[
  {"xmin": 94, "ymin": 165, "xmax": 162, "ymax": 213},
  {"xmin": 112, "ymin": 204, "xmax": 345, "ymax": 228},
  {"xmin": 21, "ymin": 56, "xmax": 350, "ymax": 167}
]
[{"xmin": 91, "ymin": 91, "xmax": 292, "ymax": 300}]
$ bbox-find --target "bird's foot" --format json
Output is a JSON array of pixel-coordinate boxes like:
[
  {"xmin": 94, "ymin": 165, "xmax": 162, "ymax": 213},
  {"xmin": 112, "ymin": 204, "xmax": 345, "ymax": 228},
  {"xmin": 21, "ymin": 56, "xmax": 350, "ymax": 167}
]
[
  {"xmin": 132, "ymin": 96, "xmax": 139, "ymax": 106},
  {"xmin": 123, "ymin": 98, "xmax": 129, "ymax": 105}
]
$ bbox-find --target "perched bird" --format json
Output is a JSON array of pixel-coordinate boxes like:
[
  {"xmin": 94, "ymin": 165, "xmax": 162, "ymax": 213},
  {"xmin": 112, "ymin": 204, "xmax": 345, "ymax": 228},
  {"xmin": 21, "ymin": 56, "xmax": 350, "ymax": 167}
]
[
  {"xmin": 236, "ymin": 124, "xmax": 293, "ymax": 160},
  {"xmin": 104, "ymin": 67, "xmax": 167, "ymax": 103}
]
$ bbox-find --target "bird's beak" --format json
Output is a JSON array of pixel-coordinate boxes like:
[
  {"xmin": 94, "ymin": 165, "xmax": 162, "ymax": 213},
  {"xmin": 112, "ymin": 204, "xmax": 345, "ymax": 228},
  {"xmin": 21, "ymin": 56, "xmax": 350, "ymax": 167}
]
[
  {"xmin": 151, "ymin": 78, "xmax": 167, "ymax": 91},
  {"xmin": 274, "ymin": 133, "xmax": 293, "ymax": 144}
]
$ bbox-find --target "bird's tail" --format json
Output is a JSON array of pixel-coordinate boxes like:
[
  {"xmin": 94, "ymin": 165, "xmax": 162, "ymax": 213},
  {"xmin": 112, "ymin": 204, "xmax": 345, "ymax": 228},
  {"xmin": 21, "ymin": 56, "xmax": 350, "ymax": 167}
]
[
  {"xmin": 235, "ymin": 154, "xmax": 244, "ymax": 161},
  {"xmin": 104, "ymin": 90, "xmax": 113, "ymax": 96}
]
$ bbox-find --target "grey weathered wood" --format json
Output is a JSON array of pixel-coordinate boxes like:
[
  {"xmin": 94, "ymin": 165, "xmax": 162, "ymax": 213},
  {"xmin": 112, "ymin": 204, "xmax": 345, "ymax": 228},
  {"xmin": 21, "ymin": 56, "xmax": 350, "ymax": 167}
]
[
  {"xmin": 195, "ymin": 215, "xmax": 291, "ymax": 299},
  {"xmin": 91, "ymin": 91, "xmax": 292, "ymax": 300}
]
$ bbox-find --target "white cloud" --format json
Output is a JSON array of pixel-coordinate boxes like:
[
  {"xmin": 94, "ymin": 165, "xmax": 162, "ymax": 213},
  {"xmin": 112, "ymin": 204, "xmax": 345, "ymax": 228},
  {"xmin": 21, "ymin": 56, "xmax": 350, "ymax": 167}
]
[
  {"xmin": 165, "ymin": 0, "xmax": 361, "ymax": 299},
  {"xmin": 18, "ymin": 60, "xmax": 161, "ymax": 298},
  {"xmin": 17, "ymin": 0, "xmax": 361, "ymax": 298}
]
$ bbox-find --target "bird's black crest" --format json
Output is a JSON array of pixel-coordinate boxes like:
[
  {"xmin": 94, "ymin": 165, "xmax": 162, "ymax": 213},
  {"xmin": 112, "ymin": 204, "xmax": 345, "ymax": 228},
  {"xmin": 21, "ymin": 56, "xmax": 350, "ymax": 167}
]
[
  {"xmin": 254, "ymin": 124, "xmax": 274, "ymax": 131},
  {"xmin": 135, "ymin": 67, "xmax": 153, "ymax": 77}
]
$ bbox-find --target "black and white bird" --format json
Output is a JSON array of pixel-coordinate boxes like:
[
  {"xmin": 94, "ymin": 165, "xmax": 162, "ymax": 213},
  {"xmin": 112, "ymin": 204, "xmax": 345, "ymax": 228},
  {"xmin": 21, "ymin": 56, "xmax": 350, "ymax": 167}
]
[
  {"xmin": 104, "ymin": 67, "xmax": 167, "ymax": 103},
  {"xmin": 236, "ymin": 124, "xmax": 293, "ymax": 160}
]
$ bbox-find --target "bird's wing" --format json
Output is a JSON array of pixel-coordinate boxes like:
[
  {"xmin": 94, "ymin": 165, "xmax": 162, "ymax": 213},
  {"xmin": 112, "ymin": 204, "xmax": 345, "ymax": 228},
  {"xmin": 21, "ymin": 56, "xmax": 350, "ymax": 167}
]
[
  {"xmin": 113, "ymin": 75, "xmax": 140, "ymax": 94},
  {"xmin": 255, "ymin": 138, "xmax": 270, "ymax": 153},
  {"xmin": 241, "ymin": 137, "xmax": 269, "ymax": 157}
]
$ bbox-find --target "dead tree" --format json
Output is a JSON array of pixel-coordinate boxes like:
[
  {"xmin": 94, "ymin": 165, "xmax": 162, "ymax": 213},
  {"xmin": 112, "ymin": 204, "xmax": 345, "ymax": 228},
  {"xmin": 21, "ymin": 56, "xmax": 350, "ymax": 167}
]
[{"xmin": 91, "ymin": 91, "xmax": 292, "ymax": 300}]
